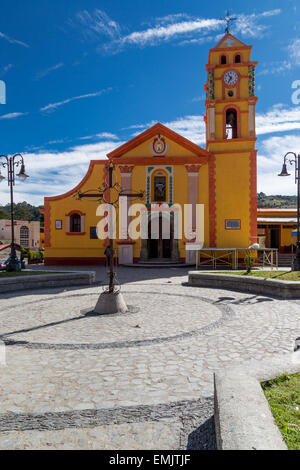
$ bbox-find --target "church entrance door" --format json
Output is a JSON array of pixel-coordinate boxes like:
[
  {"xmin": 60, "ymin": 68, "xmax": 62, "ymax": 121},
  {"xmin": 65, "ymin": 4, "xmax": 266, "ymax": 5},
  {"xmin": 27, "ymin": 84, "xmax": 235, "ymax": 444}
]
[{"xmin": 148, "ymin": 214, "xmax": 172, "ymax": 259}]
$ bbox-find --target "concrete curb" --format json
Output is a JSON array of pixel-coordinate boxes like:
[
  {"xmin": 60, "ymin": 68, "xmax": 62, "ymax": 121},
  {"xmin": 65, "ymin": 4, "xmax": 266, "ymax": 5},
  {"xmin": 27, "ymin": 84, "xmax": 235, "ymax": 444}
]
[
  {"xmin": 0, "ymin": 271, "xmax": 96, "ymax": 293},
  {"xmin": 188, "ymin": 272, "xmax": 300, "ymax": 298},
  {"xmin": 214, "ymin": 351, "xmax": 300, "ymax": 450}
]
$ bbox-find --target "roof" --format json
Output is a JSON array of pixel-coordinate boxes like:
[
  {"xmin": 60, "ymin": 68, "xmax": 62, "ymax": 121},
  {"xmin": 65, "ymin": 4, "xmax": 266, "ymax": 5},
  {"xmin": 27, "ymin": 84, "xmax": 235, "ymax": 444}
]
[
  {"xmin": 257, "ymin": 208, "xmax": 297, "ymax": 212},
  {"xmin": 107, "ymin": 122, "xmax": 210, "ymax": 159},
  {"xmin": 257, "ymin": 218, "xmax": 297, "ymax": 223},
  {"xmin": 0, "ymin": 243, "xmax": 21, "ymax": 251},
  {"xmin": 0, "ymin": 244, "xmax": 10, "ymax": 250},
  {"xmin": 212, "ymin": 33, "xmax": 250, "ymax": 51}
]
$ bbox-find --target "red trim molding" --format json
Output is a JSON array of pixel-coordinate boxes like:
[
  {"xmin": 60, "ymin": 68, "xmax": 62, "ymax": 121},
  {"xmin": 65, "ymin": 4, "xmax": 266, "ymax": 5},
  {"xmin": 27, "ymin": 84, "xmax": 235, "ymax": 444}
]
[
  {"xmin": 185, "ymin": 164, "xmax": 201, "ymax": 173},
  {"xmin": 44, "ymin": 200, "xmax": 51, "ymax": 248},
  {"xmin": 118, "ymin": 165, "xmax": 135, "ymax": 174},
  {"xmin": 209, "ymin": 154, "xmax": 217, "ymax": 247},
  {"xmin": 250, "ymin": 150, "xmax": 258, "ymax": 240},
  {"xmin": 65, "ymin": 210, "xmax": 86, "ymax": 217},
  {"xmin": 111, "ymin": 156, "xmax": 211, "ymax": 166}
]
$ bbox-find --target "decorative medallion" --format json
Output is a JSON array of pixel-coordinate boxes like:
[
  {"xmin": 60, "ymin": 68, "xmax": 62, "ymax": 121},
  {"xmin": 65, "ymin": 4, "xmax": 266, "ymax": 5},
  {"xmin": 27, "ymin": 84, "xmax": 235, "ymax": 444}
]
[{"xmin": 151, "ymin": 135, "xmax": 168, "ymax": 156}]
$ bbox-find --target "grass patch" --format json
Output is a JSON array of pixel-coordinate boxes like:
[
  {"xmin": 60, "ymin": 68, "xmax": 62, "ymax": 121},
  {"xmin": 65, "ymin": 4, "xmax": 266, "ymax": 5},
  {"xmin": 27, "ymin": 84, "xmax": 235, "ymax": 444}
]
[
  {"xmin": 262, "ymin": 374, "xmax": 300, "ymax": 450},
  {"xmin": 0, "ymin": 271, "xmax": 62, "ymax": 278},
  {"xmin": 216, "ymin": 270, "xmax": 300, "ymax": 281}
]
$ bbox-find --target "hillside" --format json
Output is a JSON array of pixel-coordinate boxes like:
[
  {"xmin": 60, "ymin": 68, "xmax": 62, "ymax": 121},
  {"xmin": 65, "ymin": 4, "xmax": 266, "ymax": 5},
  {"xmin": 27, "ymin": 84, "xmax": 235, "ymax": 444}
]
[
  {"xmin": 0, "ymin": 202, "xmax": 44, "ymax": 223},
  {"xmin": 257, "ymin": 193, "xmax": 297, "ymax": 208}
]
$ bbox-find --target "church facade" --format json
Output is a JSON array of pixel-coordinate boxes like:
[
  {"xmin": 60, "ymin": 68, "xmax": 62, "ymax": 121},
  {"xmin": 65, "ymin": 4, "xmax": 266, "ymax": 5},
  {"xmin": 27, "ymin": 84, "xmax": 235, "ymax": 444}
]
[{"xmin": 44, "ymin": 33, "xmax": 258, "ymax": 266}]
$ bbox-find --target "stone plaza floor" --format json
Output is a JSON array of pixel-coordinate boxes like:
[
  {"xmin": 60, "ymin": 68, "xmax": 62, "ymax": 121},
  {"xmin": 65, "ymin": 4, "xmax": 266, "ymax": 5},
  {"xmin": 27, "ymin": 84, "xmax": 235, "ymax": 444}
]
[{"xmin": 0, "ymin": 266, "xmax": 299, "ymax": 449}]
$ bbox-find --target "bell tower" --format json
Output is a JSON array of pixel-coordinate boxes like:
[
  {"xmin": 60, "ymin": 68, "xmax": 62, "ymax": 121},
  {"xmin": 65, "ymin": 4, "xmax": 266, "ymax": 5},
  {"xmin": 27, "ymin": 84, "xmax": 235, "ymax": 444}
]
[{"xmin": 204, "ymin": 33, "xmax": 258, "ymax": 248}]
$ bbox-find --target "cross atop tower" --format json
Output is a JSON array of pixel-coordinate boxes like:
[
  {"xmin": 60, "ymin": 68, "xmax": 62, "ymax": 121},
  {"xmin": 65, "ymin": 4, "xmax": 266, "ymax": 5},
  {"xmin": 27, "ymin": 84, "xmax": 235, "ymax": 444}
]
[{"xmin": 222, "ymin": 10, "xmax": 237, "ymax": 34}]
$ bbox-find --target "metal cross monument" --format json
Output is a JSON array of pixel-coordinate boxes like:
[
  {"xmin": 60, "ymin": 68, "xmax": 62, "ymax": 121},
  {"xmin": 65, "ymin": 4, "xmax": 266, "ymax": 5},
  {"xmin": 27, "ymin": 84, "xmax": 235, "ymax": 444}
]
[
  {"xmin": 76, "ymin": 162, "xmax": 144, "ymax": 295},
  {"xmin": 222, "ymin": 10, "xmax": 237, "ymax": 34}
]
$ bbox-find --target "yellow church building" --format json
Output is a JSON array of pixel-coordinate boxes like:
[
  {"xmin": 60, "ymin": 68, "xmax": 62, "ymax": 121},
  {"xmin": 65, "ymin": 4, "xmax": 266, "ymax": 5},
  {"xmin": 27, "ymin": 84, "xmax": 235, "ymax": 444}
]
[{"xmin": 44, "ymin": 32, "xmax": 258, "ymax": 266}]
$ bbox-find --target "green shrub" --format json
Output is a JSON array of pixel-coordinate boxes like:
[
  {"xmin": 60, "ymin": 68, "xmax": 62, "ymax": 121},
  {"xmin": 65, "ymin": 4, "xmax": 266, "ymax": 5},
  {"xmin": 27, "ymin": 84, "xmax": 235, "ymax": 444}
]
[
  {"xmin": 20, "ymin": 246, "xmax": 29, "ymax": 258},
  {"xmin": 27, "ymin": 250, "xmax": 44, "ymax": 264},
  {"xmin": 244, "ymin": 255, "xmax": 256, "ymax": 274}
]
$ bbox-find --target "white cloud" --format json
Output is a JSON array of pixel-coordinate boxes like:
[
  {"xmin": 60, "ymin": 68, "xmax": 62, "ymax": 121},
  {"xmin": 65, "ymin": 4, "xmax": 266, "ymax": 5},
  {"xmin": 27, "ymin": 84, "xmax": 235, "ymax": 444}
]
[
  {"xmin": 258, "ymin": 134, "xmax": 300, "ymax": 195},
  {"xmin": 257, "ymin": 60, "xmax": 292, "ymax": 76},
  {"xmin": 40, "ymin": 88, "xmax": 112, "ymax": 112},
  {"xmin": 256, "ymin": 105, "xmax": 300, "ymax": 135},
  {"xmin": 0, "ymin": 64, "xmax": 13, "ymax": 76},
  {"xmin": 72, "ymin": 9, "xmax": 120, "ymax": 41},
  {"xmin": 79, "ymin": 132, "xmax": 119, "ymax": 141},
  {"xmin": 0, "ymin": 32, "xmax": 29, "ymax": 48},
  {"xmin": 120, "ymin": 18, "xmax": 222, "ymax": 47},
  {"xmin": 0, "ymin": 112, "xmax": 28, "ymax": 120},
  {"xmin": 0, "ymin": 139, "xmax": 123, "ymax": 205},
  {"xmin": 101, "ymin": 9, "xmax": 282, "ymax": 53},
  {"xmin": 259, "ymin": 9, "xmax": 282, "ymax": 18},
  {"xmin": 288, "ymin": 38, "xmax": 300, "ymax": 66},
  {"xmin": 191, "ymin": 95, "xmax": 206, "ymax": 103},
  {"xmin": 35, "ymin": 63, "xmax": 64, "ymax": 80},
  {"xmin": 178, "ymin": 35, "xmax": 215, "ymax": 47},
  {"xmin": 232, "ymin": 9, "xmax": 281, "ymax": 39}
]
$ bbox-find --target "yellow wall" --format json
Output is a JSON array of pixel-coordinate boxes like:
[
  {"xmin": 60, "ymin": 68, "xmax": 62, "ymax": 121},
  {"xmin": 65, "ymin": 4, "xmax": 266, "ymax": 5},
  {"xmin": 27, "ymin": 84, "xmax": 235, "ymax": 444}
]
[
  {"xmin": 214, "ymin": 152, "xmax": 251, "ymax": 247},
  {"xmin": 122, "ymin": 137, "xmax": 199, "ymax": 158},
  {"xmin": 45, "ymin": 162, "xmax": 107, "ymax": 260},
  {"xmin": 281, "ymin": 226, "xmax": 296, "ymax": 247},
  {"xmin": 209, "ymin": 48, "xmax": 251, "ymax": 66}
]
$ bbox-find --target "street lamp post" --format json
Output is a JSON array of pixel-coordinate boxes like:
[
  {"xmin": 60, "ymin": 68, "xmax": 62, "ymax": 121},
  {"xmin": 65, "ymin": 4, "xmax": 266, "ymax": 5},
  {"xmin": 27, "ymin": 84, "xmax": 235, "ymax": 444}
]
[
  {"xmin": 0, "ymin": 154, "xmax": 29, "ymax": 272},
  {"xmin": 278, "ymin": 152, "xmax": 300, "ymax": 271}
]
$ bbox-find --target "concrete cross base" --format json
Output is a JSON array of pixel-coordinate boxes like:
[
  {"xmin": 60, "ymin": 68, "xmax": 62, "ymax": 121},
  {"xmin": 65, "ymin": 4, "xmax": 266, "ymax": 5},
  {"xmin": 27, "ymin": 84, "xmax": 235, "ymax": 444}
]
[{"xmin": 93, "ymin": 291, "xmax": 128, "ymax": 315}]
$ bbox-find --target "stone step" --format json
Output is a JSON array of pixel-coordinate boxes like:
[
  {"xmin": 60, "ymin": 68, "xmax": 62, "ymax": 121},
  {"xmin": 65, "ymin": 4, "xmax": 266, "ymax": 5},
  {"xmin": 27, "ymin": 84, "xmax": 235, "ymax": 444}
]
[{"xmin": 121, "ymin": 261, "xmax": 195, "ymax": 268}]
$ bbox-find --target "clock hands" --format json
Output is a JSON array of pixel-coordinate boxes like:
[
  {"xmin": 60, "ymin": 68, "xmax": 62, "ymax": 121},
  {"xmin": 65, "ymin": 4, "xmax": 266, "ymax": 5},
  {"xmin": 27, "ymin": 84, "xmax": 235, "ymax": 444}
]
[{"xmin": 225, "ymin": 71, "xmax": 237, "ymax": 85}]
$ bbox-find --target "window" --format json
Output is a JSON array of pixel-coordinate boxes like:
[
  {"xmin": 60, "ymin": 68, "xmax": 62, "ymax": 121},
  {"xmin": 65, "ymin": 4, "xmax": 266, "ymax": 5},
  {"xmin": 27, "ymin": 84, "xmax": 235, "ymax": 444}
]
[
  {"xmin": 225, "ymin": 220, "xmax": 241, "ymax": 230},
  {"xmin": 20, "ymin": 226, "xmax": 29, "ymax": 247},
  {"xmin": 226, "ymin": 109, "xmax": 238, "ymax": 139},
  {"xmin": 235, "ymin": 54, "xmax": 241, "ymax": 63},
  {"xmin": 90, "ymin": 227, "xmax": 98, "ymax": 239},
  {"xmin": 221, "ymin": 55, "xmax": 227, "ymax": 64},
  {"xmin": 154, "ymin": 175, "xmax": 166, "ymax": 202},
  {"xmin": 66, "ymin": 211, "xmax": 85, "ymax": 234},
  {"xmin": 71, "ymin": 213, "xmax": 81, "ymax": 233}
]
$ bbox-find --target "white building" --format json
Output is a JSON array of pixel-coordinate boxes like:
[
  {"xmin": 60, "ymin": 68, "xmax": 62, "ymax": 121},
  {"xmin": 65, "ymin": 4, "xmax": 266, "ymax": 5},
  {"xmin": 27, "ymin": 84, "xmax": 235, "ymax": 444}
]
[{"xmin": 0, "ymin": 220, "xmax": 40, "ymax": 250}]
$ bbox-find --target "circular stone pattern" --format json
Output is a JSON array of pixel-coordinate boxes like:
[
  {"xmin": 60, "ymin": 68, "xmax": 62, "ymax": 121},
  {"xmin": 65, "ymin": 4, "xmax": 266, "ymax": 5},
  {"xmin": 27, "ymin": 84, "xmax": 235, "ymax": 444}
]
[{"xmin": 0, "ymin": 290, "xmax": 234, "ymax": 349}]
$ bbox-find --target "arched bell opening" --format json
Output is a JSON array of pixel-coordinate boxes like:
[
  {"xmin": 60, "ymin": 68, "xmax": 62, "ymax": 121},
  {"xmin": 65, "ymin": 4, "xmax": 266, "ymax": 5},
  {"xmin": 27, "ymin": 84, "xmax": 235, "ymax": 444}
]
[{"xmin": 226, "ymin": 109, "xmax": 238, "ymax": 139}]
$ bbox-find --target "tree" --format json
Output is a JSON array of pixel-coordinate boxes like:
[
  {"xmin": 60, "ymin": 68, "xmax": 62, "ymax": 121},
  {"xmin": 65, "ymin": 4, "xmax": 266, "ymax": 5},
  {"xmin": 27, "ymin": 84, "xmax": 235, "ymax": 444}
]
[{"xmin": 0, "ymin": 207, "xmax": 9, "ymax": 219}]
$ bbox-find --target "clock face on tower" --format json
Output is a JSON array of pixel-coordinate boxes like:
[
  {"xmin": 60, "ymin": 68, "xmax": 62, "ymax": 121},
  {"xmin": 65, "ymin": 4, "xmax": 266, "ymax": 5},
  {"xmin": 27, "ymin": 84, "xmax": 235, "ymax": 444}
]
[{"xmin": 224, "ymin": 71, "xmax": 238, "ymax": 86}]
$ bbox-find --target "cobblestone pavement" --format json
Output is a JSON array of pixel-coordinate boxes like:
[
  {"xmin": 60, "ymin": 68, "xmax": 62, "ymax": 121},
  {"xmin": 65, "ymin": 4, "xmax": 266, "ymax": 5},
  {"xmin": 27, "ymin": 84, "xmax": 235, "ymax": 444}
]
[{"xmin": 0, "ymin": 266, "xmax": 299, "ymax": 449}]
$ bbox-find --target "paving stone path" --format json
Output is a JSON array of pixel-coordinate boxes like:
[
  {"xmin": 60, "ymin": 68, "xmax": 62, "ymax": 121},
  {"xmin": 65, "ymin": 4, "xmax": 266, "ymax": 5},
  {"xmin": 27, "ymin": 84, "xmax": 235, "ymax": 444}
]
[{"xmin": 0, "ymin": 266, "xmax": 299, "ymax": 449}]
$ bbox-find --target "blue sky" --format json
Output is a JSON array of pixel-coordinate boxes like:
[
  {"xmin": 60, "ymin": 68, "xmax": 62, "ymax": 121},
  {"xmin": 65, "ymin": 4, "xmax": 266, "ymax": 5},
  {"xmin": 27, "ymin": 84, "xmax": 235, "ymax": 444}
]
[{"xmin": 0, "ymin": 0, "xmax": 300, "ymax": 205}]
